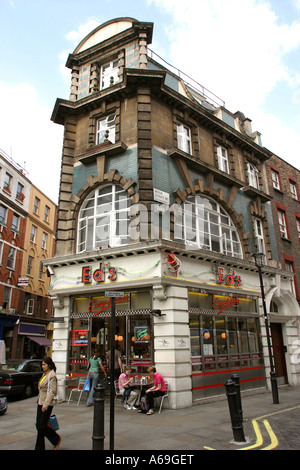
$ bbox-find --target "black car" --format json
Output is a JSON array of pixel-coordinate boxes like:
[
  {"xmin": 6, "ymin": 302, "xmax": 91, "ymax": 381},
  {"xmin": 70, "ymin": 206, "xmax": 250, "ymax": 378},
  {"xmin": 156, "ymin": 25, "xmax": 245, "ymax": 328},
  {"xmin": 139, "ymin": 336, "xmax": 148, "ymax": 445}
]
[
  {"xmin": 0, "ymin": 395, "xmax": 7, "ymax": 415},
  {"xmin": 0, "ymin": 359, "xmax": 43, "ymax": 398}
]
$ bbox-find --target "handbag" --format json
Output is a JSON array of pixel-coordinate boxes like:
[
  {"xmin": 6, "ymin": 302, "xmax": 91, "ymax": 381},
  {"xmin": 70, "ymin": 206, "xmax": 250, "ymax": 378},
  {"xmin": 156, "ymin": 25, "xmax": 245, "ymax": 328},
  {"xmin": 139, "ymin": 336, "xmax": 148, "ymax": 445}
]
[
  {"xmin": 83, "ymin": 377, "xmax": 90, "ymax": 392},
  {"xmin": 47, "ymin": 415, "xmax": 59, "ymax": 431}
]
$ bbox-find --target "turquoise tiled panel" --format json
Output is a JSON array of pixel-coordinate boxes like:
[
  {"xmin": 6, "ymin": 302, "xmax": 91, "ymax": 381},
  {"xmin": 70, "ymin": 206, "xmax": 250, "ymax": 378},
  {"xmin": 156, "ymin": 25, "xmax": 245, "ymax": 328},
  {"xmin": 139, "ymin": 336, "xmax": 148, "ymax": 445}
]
[
  {"xmin": 152, "ymin": 149, "xmax": 184, "ymax": 203},
  {"xmin": 72, "ymin": 162, "xmax": 97, "ymax": 195}
]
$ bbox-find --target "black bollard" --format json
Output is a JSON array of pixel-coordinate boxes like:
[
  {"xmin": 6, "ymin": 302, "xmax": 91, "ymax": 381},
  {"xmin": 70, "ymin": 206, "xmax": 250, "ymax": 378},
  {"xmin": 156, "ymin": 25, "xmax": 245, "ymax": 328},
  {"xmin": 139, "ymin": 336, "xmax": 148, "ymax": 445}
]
[
  {"xmin": 231, "ymin": 373, "xmax": 243, "ymax": 422},
  {"xmin": 92, "ymin": 381, "xmax": 105, "ymax": 450},
  {"xmin": 224, "ymin": 379, "xmax": 246, "ymax": 443}
]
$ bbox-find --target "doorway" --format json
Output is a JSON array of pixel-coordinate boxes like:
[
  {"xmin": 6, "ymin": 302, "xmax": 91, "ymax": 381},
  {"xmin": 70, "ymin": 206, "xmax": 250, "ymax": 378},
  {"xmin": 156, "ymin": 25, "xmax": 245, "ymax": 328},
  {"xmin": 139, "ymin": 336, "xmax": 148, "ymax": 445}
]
[{"xmin": 270, "ymin": 323, "xmax": 288, "ymax": 385}]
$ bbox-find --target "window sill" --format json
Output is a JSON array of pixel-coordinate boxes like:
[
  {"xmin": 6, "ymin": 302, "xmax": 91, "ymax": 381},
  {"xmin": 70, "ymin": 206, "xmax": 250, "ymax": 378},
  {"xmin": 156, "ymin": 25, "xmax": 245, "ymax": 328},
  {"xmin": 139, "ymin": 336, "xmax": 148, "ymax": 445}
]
[
  {"xmin": 79, "ymin": 141, "xmax": 128, "ymax": 164},
  {"xmin": 242, "ymin": 185, "xmax": 272, "ymax": 203}
]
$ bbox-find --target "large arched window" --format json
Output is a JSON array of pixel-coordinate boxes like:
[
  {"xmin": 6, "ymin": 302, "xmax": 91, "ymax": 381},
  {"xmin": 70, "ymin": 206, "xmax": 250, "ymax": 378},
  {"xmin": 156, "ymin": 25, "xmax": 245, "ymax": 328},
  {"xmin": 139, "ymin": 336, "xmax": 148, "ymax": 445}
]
[
  {"xmin": 77, "ymin": 185, "xmax": 130, "ymax": 253},
  {"xmin": 176, "ymin": 195, "xmax": 243, "ymax": 259}
]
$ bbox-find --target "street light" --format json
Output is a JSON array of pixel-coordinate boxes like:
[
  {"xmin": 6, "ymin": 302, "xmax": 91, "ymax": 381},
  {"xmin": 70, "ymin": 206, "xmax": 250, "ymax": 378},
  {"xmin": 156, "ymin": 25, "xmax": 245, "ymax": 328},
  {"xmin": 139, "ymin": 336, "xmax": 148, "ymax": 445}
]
[{"xmin": 252, "ymin": 251, "xmax": 279, "ymax": 404}]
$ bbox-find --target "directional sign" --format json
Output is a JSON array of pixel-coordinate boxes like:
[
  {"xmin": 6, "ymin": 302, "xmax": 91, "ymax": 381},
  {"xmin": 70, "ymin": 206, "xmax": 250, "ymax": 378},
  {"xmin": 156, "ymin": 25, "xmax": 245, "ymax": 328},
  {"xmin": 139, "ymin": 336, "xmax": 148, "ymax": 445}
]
[{"xmin": 105, "ymin": 291, "xmax": 124, "ymax": 298}]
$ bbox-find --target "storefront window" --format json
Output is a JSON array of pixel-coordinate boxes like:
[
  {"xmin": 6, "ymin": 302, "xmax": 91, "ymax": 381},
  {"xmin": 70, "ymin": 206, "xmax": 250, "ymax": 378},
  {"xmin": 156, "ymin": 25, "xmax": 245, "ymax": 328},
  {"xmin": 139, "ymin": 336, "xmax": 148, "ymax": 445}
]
[{"xmin": 70, "ymin": 291, "xmax": 151, "ymax": 375}]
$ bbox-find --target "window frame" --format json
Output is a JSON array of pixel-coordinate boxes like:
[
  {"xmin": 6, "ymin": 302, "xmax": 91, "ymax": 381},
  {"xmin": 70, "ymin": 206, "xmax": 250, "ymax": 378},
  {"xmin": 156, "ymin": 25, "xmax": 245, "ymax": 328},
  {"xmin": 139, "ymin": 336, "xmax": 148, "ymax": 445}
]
[
  {"xmin": 254, "ymin": 218, "xmax": 265, "ymax": 254},
  {"xmin": 96, "ymin": 114, "xmax": 116, "ymax": 145},
  {"xmin": 176, "ymin": 122, "xmax": 192, "ymax": 155},
  {"xmin": 247, "ymin": 163, "xmax": 259, "ymax": 189},
  {"xmin": 217, "ymin": 145, "xmax": 229, "ymax": 174},
  {"xmin": 100, "ymin": 59, "xmax": 119, "ymax": 90}
]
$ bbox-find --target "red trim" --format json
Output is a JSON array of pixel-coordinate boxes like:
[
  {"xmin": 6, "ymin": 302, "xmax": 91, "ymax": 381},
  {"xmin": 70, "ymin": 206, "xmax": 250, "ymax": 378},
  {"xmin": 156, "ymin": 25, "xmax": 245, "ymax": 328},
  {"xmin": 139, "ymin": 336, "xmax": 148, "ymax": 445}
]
[
  {"xmin": 192, "ymin": 366, "xmax": 264, "ymax": 377},
  {"xmin": 193, "ymin": 376, "xmax": 265, "ymax": 391}
]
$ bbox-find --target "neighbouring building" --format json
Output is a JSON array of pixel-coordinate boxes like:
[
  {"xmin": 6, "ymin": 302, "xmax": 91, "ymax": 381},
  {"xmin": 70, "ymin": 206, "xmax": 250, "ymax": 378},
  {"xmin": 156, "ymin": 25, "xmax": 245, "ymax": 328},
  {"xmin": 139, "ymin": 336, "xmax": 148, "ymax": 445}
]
[
  {"xmin": 0, "ymin": 149, "xmax": 57, "ymax": 360},
  {"xmin": 47, "ymin": 18, "xmax": 300, "ymax": 408}
]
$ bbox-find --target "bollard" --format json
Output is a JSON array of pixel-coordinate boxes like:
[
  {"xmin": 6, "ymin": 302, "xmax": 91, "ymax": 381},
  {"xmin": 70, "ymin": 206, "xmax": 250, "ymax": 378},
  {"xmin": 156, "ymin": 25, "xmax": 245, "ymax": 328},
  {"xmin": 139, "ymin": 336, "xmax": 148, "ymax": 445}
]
[
  {"xmin": 92, "ymin": 381, "xmax": 105, "ymax": 450},
  {"xmin": 224, "ymin": 379, "xmax": 246, "ymax": 443},
  {"xmin": 231, "ymin": 373, "xmax": 243, "ymax": 422}
]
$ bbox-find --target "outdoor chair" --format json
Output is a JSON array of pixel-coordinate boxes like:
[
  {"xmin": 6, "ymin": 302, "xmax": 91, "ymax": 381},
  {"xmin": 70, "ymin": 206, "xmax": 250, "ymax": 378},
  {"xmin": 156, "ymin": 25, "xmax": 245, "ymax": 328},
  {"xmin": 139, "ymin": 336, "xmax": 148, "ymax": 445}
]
[
  {"xmin": 67, "ymin": 376, "xmax": 88, "ymax": 406},
  {"xmin": 158, "ymin": 381, "xmax": 169, "ymax": 414}
]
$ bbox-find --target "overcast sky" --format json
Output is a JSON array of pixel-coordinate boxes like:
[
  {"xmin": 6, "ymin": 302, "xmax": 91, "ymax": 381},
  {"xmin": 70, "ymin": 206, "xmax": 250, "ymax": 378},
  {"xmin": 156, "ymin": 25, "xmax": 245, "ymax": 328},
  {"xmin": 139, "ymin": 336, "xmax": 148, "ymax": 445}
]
[{"xmin": 0, "ymin": 0, "xmax": 299, "ymax": 203}]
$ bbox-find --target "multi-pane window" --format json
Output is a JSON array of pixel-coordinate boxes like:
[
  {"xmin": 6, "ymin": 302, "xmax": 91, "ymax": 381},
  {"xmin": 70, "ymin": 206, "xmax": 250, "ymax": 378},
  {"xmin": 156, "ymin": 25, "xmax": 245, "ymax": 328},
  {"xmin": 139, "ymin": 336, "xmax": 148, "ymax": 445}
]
[
  {"xmin": 30, "ymin": 225, "xmax": 37, "ymax": 243},
  {"xmin": 27, "ymin": 255, "xmax": 33, "ymax": 275},
  {"xmin": 42, "ymin": 232, "xmax": 48, "ymax": 250},
  {"xmin": 175, "ymin": 195, "xmax": 242, "ymax": 258},
  {"xmin": 16, "ymin": 182, "xmax": 25, "ymax": 201},
  {"xmin": 277, "ymin": 209, "xmax": 288, "ymax": 238},
  {"xmin": 296, "ymin": 218, "xmax": 300, "ymax": 241},
  {"xmin": 247, "ymin": 163, "xmax": 259, "ymax": 189},
  {"xmin": 285, "ymin": 260, "xmax": 296, "ymax": 296},
  {"xmin": 100, "ymin": 59, "xmax": 119, "ymax": 90},
  {"xmin": 254, "ymin": 218, "xmax": 265, "ymax": 254},
  {"xmin": 44, "ymin": 205, "xmax": 50, "ymax": 222},
  {"xmin": 7, "ymin": 246, "xmax": 16, "ymax": 270},
  {"xmin": 78, "ymin": 65, "xmax": 90, "ymax": 99},
  {"xmin": 4, "ymin": 172, "xmax": 12, "ymax": 192},
  {"xmin": 217, "ymin": 146, "xmax": 229, "ymax": 173},
  {"xmin": 3, "ymin": 286, "xmax": 11, "ymax": 309},
  {"xmin": 33, "ymin": 197, "xmax": 40, "ymax": 215},
  {"xmin": 27, "ymin": 299, "xmax": 34, "ymax": 315},
  {"xmin": 271, "ymin": 170, "xmax": 280, "ymax": 190},
  {"xmin": 290, "ymin": 180, "xmax": 298, "ymax": 200},
  {"xmin": 177, "ymin": 122, "xmax": 192, "ymax": 154},
  {"xmin": 77, "ymin": 185, "xmax": 130, "ymax": 253},
  {"xmin": 96, "ymin": 115, "xmax": 116, "ymax": 145},
  {"xmin": 12, "ymin": 214, "xmax": 20, "ymax": 233},
  {"xmin": 0, "ymin": 205, "xmax": 7, "ymax": 225}
]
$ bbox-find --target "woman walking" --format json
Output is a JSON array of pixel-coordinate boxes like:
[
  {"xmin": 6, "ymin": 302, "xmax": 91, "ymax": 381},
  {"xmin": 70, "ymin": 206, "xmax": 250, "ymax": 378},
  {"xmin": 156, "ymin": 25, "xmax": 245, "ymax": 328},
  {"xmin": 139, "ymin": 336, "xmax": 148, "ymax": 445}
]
[{"xmin": 35, "ymin": 357, "xmax": 62, "ymax": 450}]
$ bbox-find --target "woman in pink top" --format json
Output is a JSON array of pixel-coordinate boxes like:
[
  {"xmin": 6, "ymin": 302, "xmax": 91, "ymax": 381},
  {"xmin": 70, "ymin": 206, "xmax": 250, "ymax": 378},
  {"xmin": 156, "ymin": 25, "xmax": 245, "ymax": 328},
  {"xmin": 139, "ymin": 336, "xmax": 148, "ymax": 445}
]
[{"xmin": 145, "ymin": 366, "xmax": 165, "ymax": 415}]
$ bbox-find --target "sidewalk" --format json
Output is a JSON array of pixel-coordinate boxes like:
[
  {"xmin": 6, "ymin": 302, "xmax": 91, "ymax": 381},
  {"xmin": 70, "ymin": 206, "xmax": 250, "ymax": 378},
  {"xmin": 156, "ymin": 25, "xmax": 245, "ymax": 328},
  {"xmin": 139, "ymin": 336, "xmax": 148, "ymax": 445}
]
[{"xmin": 1, "ymin": 385, "xmax": 300, "ymax": 451}]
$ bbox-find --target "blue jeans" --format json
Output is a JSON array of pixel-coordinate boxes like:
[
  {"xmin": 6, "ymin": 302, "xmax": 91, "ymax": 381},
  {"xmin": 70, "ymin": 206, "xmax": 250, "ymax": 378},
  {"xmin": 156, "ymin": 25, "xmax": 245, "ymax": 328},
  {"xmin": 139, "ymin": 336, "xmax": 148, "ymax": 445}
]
[{"xmin": 87, "ymin": 371, "xmax": 99, "ymax": 405}]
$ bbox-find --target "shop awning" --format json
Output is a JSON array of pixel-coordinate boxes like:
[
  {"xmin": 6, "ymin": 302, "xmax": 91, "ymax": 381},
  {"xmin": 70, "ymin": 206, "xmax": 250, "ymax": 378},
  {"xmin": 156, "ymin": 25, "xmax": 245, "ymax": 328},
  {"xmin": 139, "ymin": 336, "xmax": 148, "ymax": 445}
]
[{"xmin": 27, "ymin": 336, "xmax": 52, "ymax": 346}]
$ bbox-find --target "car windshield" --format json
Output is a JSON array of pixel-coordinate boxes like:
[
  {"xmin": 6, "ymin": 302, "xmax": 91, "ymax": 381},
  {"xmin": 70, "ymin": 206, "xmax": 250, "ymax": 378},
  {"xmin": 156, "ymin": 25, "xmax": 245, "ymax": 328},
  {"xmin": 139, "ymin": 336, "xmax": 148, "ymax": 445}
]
[{"xmin": 0, "ymin": 360, "xmax": 26, "ymax": 371}]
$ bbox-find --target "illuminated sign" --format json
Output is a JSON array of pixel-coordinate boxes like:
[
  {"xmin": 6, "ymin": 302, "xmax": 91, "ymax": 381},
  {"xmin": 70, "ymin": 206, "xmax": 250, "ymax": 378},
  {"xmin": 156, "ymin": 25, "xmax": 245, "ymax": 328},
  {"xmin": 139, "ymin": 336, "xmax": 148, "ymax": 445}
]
[
  {"xmin": 217, "ymin": 267, "xmax": 241, "ymax": 287},
  {"xmin": 212, "ymin": 297, "xmax": 240, "ymax": 314},
  {"xmin": 82, "ymin": 263, "xmax": 117, "ymax": 284},
  {"xmin": 89, "ymin": 295, "xmax": 129, "ymax": 317}
]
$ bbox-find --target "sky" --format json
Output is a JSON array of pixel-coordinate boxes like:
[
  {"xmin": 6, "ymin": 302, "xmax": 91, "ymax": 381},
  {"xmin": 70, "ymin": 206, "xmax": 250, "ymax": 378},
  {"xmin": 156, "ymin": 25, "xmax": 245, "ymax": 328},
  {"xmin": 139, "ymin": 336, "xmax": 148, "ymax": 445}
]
[{"xmin": 0, "ymin": 0, "xmax": 300, "ymax": 203}]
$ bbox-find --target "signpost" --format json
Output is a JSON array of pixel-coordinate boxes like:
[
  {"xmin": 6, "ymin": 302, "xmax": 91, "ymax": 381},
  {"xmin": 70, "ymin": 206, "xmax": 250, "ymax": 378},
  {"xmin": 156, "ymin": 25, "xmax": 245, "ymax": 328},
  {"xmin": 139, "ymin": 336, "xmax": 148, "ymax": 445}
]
[{"xmin": 105, "ymin": 291, "xmax": 124, "ymax": 451}]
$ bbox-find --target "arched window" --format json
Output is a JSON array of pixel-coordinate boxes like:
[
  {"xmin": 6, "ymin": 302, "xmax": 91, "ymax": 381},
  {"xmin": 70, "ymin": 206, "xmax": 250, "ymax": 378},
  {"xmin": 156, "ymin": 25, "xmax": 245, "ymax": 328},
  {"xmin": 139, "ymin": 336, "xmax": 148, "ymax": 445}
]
[
  {"xmin": 77, "ymin": 185, "xmax": 130, "ymax": 253},
  {"xmin": 176, "ymin": 195, "xmax": 243, "ymax": 258}
]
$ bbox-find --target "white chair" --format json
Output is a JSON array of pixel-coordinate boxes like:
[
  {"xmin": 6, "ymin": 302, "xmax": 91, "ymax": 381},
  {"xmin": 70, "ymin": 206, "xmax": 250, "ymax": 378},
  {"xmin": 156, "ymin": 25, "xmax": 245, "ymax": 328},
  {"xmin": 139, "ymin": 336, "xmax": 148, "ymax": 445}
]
[
  {"xmin": 68, "ymin": 377, "xmax": 88, "ymax": 405},
  {"xmin": 158, "ymin": 381, "xmax": 169, "ymax": 414}
]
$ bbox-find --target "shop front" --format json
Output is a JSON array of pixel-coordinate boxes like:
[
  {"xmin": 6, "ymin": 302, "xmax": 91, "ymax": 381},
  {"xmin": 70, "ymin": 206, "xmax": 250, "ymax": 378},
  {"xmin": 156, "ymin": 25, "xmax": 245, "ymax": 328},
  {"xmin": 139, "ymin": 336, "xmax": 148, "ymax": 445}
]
[
  {"xmin": 189, "ymin": 289, "xmax": 264, "ymax": 400},
  {"xmin": 69, "ymin": 291, "xmax": 153, "ymax": 377},
  {"xmin": 47, "ymin": 242, "xmax": 300, "ymax": 408}
]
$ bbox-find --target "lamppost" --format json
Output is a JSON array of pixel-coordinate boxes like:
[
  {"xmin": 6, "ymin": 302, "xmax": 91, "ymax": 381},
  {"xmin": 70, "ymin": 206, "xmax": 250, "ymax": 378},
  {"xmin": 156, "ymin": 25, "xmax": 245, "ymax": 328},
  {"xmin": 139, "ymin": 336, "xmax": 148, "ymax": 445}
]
[{"xmin": 252, "ymin": 252, "xmax": 279, "ymax": 404}]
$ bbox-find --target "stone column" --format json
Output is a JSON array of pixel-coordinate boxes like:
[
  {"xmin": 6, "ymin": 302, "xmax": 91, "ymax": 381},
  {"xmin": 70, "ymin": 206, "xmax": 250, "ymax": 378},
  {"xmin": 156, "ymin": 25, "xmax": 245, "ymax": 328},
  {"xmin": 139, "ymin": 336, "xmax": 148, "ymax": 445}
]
[
  {"xmin": 152, "ymin": 285, "xmax": 192, "ymax": 409},
  {"xmin": 51, "ymin": 295, "xmax": 71, "ymax": 400}
]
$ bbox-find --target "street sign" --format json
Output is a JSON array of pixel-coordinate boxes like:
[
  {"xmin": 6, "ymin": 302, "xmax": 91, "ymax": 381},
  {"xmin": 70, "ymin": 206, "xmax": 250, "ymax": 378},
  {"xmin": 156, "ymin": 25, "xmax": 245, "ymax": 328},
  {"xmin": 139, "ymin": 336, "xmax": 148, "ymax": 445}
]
[{"xmin": 105, "ymin": 291, "xmax": 124, "ymax": 298}]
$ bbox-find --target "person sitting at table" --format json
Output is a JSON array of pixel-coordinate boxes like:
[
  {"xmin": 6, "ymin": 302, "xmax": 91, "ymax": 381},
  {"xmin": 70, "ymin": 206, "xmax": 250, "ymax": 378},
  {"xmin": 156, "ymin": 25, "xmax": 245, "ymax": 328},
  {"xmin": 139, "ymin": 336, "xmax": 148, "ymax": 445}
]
[
  {"xmin": 118, "ymin": 366, "xmax": 141, "ymax": 411},
  {"xmin": 144, "ymin": 366, "xmax": 166, "ymax": 415}
]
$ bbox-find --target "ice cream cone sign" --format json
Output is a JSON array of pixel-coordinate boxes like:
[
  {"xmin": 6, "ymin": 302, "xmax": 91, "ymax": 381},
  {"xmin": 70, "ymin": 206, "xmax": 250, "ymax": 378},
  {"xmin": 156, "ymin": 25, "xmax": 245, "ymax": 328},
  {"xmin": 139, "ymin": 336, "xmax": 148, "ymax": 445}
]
[{"xmin": 167, "ymin": 254, "xmax": 181, "ymax": 275}]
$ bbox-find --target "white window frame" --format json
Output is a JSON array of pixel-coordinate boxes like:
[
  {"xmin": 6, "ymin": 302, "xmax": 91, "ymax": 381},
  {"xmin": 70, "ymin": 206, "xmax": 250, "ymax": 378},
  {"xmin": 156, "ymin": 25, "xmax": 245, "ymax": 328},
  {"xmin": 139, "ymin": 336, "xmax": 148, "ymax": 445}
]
[
  {"xmin": 100, "ymin": 59, "xmax": 119, "ymax": 90},
  {"xmin": 77, "ymin": 185, "xmax": 130, "ymax": 253},
  {"xmin": 285, "ymin": 261, "xmax": 296, "ymax": 296},
  {"xmin": 42, "ymin": 232, "xmax": 48, "ymax": 250},
  {"xmin": 0, "ymin": 205, "xmax": 7, "ymax": 226},
  {"xmin": 217, "ymin": 146, "xmax": 229, "ymax": 173},
  {"xmin": 254, "ymin": 218, "xmax": 265, "ymax": 254},
  {"xmin": 277, "ymin": 209, "xmax": 288, "ymax": 238},
  {"xmin": 247, "ymin": 163, "xmax": 259, "ymax": 189},
  {"xmin": 96, "ymin": 114, "xmax": 116, "ymax": 145},
  {"xmin": 290, "ymin": 181, "xmax": 298, "ymax": 200},
  {"xmin": 27, "ymin": 255, "xmax": 33, "ymax": 275},
  {"xmin": 176, "ymin": 122, "xmax": 192, "ymax": 154},
  {"xmin": 30, "ymin": 225, "xmax": 37, "ymax": 243},
  {"xmin": 12, "ymin": 214, "xmax": 20, "ymax": 233},
  {"xmin": 44, "ymin": 205, "xmax": 50, "ymax": 222},
  {"xmin": 3, "ymin": 286, "xmax": 11, "ymax": 309},
  {"xmin": 33, "ymin": 197, "xmax": 40, "ymax": 215},
  {"xmin": 296, "ymin": 218, "xmax": 300, "ymax": 241},
  {"xmin": 271, "ymin": 170, "xmax": 280, "ymax": 190},
  {"xmin": 4, "ymin": 172, "xmax": 12, "ymax": 192},
  {"xmin": 176, "ymin": 195, "xmax": 243, "ymax": 259},
  {"xmin": 7, "ymin": 246, "xmax": 16, "ymax": 270},
  {"xmin": 27, "ymin": 299, "xmax": 34, "ymax": 315}
]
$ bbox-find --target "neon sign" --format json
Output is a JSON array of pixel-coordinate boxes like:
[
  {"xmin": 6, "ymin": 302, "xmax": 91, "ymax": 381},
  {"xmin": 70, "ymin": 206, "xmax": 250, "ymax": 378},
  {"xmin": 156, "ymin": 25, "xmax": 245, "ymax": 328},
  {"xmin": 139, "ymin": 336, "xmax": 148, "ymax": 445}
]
[
  {"xmin": 89, "ymin": 295, "xmax": 129, "ymax": 317},
  {"xmin": 217, "ymin": 267, "xmax": 241, "ymax": 287},
  {"xmin": 212, "ymin": 297, "xmax": 240, "ymax": 314},
  {"xmin": 82, "ymin": 263, "xmax": 117, "ymax": 284}
]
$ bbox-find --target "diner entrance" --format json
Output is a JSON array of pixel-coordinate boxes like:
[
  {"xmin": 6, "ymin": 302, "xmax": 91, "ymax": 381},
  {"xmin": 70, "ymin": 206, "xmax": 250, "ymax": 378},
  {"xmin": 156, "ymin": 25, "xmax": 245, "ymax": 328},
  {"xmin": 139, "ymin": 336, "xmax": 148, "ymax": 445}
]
[{"xmin": 69, "ymin": 291, "xmax": 153, "ymax": 377}]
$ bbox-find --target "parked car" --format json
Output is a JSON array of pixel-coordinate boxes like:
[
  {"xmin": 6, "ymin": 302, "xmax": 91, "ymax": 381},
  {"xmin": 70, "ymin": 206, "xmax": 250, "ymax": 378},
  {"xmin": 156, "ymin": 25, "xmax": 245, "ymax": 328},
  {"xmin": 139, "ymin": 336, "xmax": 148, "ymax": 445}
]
[
  {"xmin": 0, "ymin": 395, "xmax": 7, "ymax": 415},
  {"xmin": 0, "ymin": 359, "xmax": 43, "ymax": 398}
]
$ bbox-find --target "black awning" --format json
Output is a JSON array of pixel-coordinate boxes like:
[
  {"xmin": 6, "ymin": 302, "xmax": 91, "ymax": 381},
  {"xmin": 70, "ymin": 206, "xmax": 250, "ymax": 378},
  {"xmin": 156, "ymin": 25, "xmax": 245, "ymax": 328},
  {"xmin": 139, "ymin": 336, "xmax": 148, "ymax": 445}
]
[{"xmin": 27, "ymin": 336, "xmax": 52, "ymax": 346}]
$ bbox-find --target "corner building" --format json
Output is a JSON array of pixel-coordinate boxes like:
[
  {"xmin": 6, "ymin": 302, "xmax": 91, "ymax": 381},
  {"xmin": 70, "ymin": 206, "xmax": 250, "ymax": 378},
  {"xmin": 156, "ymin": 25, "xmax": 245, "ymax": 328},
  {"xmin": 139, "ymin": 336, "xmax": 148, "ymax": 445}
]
[{"xmin": 48, "ymin": 18, "xmax": 300, "ymax": 407}]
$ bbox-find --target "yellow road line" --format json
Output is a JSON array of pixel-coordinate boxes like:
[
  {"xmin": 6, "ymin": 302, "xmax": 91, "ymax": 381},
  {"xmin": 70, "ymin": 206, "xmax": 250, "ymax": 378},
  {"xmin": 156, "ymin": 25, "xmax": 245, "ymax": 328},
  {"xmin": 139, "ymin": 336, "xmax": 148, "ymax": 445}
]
[
  {"xmin": 260, "ymin": 420, "xmax": 278, "ymax": 450},
  {"xmin": 237, "ymin": 419, "xmax": 263, "ymax": 450}
]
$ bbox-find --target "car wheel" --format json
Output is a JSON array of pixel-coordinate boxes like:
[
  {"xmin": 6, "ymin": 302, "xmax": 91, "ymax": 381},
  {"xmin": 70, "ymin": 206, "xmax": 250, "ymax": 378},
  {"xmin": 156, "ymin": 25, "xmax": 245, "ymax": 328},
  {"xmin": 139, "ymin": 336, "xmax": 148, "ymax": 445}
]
[{"xmin": 23, "ymin": 384, "xmax": 33, "ymax": 399}]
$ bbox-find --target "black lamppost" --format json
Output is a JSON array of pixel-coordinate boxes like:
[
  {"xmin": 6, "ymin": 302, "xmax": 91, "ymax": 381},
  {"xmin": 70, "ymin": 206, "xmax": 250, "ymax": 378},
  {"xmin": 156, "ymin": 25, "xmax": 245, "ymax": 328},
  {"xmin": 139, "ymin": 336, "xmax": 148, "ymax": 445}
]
[{"xmin": 253, "ymin": 252, "xmax": 279, "ymax": 404}]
